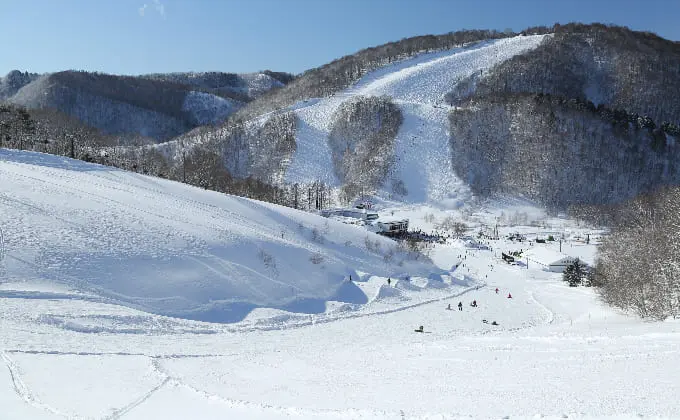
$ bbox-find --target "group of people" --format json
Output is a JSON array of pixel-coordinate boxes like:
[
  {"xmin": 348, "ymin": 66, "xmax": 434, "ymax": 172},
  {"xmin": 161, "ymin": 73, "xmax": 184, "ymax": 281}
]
[
  {"xmin": 446, "ymin": 300, "xmax": 478, "ymax": 311},
  {"xmin": 417, "ymin": 286, "xmax": 513, "ymax": 332}
]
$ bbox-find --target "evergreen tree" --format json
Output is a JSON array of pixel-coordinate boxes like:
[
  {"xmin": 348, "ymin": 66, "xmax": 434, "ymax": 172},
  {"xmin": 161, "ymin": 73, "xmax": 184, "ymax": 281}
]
[{"xmin": 563, "ymin": 259, "xmax": 585, "ymax": 287}]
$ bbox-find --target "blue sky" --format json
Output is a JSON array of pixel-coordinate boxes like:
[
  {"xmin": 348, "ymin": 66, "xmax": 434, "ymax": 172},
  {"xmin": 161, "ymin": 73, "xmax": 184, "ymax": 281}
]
[{"xmin": 1, "ymin": 0, "xmax": 678, "ymax": 76}]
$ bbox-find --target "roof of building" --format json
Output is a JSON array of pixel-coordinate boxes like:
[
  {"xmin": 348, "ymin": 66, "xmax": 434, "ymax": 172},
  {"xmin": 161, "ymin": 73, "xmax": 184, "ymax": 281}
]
[
  {"xmin": 377, "ymin": 217, "xmax": 408, "ymax": 224},
  {"xmin": 523, "ymin": 247, "xmax": 575, "ymax": 266}
]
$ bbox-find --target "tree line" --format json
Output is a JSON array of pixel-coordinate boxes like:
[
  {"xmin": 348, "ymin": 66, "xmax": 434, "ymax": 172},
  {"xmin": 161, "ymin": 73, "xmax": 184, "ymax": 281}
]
[{"xmin": 0, "ymin": 103, "xmax": 336, "ymax": 210}]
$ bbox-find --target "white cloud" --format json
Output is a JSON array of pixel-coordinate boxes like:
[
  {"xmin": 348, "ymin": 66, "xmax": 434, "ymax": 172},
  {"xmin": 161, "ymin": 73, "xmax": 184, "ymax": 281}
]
[
  {"xmin": 139, "ymin": 0, "xmax": 165, "ymax": 18},
  {"xmin": 153, "ymin": 0, "xmax": 165, "ymax": 17}
]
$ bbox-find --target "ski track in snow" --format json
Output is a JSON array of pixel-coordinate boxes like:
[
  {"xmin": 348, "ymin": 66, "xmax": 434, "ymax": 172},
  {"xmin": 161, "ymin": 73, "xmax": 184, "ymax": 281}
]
[
  {"xmin": 102, "ymin": 369, "xmax": 170, "ymax": 420},
  {"xmin": 527, "ymin": 290, "xmax": 555, "ymax": 325},
  {"xmin": 148, "ymin": 357, "xmax": 404, "ymax": 420},
  {"xmin": 1, "ymin": 352, "xmax": 69, "ymax": 418}
]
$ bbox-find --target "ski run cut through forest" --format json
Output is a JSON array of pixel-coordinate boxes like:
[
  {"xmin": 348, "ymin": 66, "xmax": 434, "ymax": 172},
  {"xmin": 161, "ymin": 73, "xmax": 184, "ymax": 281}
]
[{"xmin": 1, "ymin": 31, "xmax": 680, "ymax": 420}]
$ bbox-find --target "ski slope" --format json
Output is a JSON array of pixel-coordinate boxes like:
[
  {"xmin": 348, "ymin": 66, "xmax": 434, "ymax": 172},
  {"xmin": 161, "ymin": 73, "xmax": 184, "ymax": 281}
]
[
  {"xmin": 284, "ymin": 35, "xmax": 548, "ymax": 203},
  {"xmin": 2, "ymin": 199, "xmax": 679, "ymax": 418},
  {"xmin": 1, "ymin": 152, "xmax": 678, "ymax": 418},
  {"xmin": 0, "ymin": 149, "xmax": 449, "ymax": 324}
]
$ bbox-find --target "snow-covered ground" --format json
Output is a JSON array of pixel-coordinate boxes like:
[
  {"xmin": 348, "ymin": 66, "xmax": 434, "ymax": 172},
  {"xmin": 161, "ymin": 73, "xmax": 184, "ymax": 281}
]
[
  {"xmin": 0, "ymin": 149, "xmax": 447, "ymax": 324},
  {"xmin": 284, "ymin": 35, "xmax": 548, "ymax": 203},
  {"xmin": 2, "ymin": 150, "xmax": 680, "ymax": 418}
]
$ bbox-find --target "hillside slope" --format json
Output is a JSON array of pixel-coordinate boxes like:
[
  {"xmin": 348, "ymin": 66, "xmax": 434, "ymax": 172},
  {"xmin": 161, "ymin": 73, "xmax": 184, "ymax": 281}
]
[
  {"xmin": 451, "ymin": 23, "xmax": 680, "ymax": 126},
  {"xmin": 0, "ymin": 149, "xmax": 443, "ymax": 323},
  {"xmin": 445, "ymin": 24, "xmax": 680, "ymax": 208},
  {"xmin": 284, "ymin": 34, "xmax": 547, "ymax": 203},
  {"xmin": 165, "ymin": 25, "xmax": 680, "ymax": 212}
]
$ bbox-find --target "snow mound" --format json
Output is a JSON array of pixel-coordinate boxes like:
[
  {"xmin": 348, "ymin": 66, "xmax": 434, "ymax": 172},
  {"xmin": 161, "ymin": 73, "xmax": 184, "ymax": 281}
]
[{"xmin": 0, "ymin": 149, "xmax": 444, "ymax": 323}]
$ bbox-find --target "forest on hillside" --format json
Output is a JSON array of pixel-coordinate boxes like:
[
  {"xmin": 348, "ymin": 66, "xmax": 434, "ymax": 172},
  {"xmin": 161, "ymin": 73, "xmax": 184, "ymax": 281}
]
[
  {"xmin": 329, "ymin": 96, "xmax": 403, "ymax": 201},
  {"xmin": 449, "ymin": 23, "xmax": 680, "ymax": 126},
  {"xmin": 449, "ymin": 93, "xmax": 680, "ymax": 209}
]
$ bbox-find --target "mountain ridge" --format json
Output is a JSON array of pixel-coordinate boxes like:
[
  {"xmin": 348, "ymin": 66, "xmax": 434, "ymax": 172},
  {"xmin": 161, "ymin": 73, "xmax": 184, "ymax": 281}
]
[{"xmin": 1, "ymin": 69, "xmax": 292, "ymax": 141}]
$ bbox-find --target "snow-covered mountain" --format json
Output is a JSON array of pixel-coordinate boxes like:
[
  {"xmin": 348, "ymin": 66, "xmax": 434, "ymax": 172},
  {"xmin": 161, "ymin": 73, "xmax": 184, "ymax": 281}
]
[
  {"xmin": 284, "ymin": 35, "xmax": 548, "ymax": 204},
  {"xmin": 170, "ymin": 35, "xmax": 548, "ymax": 205},
  {"xmin": 3, "ymin": 70, "xmax": 290, "ymax": 141},
  {"xmin": 170, "ymin": 25, "xmax": 680, "ymax": 211},
  {"xmin": 141, "ymin": 71, "xmax": 289, "ymax": 101}
]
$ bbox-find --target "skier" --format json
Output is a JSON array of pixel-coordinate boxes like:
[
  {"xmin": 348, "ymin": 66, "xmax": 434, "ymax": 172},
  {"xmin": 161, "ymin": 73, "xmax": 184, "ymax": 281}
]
[
  {"xmin": 447, "ymin": 303, "xmax": 452, "ymax": 310},
  {"xmin": 458, "ymin": 301, "xmax": 463, "ymax": 311},
  {"xmin": 495, "ymin": 288, "xmax": 499, "ymax": 294},
  {"xmin": 387, "ymin": 277, "xmax": 391, "ymax": 286},
  {"xmin": 507, "ymin": 293, "xmax": 512, "ymax": 299},
  {"xmin": 414, "ymin": 325, "xmax": 424, "ymax": 333},
  {"xmin": 471, "ymin": 300, "xmax": 477, "ymax": 307}
]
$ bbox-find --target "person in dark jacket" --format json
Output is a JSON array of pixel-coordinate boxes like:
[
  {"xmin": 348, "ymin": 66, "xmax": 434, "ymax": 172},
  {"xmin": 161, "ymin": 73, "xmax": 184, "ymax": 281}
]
[{"xmin": 458, "ymin": 301, "xmax": 463, "ymax": 311}]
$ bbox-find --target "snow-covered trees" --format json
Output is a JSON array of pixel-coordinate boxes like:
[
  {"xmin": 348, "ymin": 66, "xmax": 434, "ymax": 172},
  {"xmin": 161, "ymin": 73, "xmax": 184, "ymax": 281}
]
[
  {"xmin": 0, "ymin": 70, "xmax": 39, "ymax": 99},
  {"xmin": 328, "ymin": 96, "xmax": 402, "ymax": 202},
  {"xmin": 249, "ymin": 112, "xmax": 297, "ymax": 185},
  {"xmin": 453, "ymin": 23, "xmax": 680, "ymax": 127},
  {"xmin": 449, "ymin": 93, "xmax": 680, "ymax": 208},
  {"xmin": 0, "ymin": 104, "xmax": 113, "ymax": 156},
  {"xmin": 596, "ymin": 187, "xmax": 680, "ymax": 319}
]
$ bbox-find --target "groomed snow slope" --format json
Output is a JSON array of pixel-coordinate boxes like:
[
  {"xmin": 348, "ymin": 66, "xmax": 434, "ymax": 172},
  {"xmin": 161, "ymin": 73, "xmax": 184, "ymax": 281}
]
[
  {"xmin": 0, "ymin": 149, "xmax": 446, "ymax": 323},
  {"xmin": 2, "ymin": 213, "xmax": 679, "ymax": 419},
  {"xmin": 284, "ymin": 34, "xmax": 548, "ymax": 204}
]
